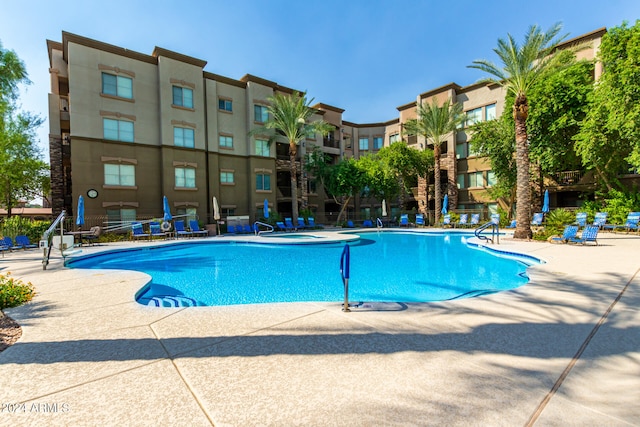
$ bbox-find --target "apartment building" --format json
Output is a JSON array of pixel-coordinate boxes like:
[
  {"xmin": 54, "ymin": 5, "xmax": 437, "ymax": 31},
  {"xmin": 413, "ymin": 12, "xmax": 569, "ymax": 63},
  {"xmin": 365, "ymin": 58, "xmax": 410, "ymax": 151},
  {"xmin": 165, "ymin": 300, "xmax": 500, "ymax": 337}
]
[{"xmin": 47, "ymin": 28, "xmax": 605, "ymax": 226}]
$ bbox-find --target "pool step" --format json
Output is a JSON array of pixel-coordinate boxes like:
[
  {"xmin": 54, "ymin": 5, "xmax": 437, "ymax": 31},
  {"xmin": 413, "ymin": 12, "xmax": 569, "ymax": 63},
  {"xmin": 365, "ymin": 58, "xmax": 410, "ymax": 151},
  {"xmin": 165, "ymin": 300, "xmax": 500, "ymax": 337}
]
[{"xmin": 147, "ymin": 295, "xmax": 197, "ymax": 307}]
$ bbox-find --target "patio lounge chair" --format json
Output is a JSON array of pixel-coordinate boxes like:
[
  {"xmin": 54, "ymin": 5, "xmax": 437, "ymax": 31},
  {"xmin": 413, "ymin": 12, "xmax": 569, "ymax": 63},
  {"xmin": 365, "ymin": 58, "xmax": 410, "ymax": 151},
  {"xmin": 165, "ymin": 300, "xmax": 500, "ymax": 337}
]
[
  {"xmin": 243, "ymin": 224, "xmax": 253, "ymax": 234},
  {"xmin": 491, "ymin": 213, "xmax": 500, "ymax": 225},
  {"xmin": 174, "ymin": 220, "xmax": 193, "ymax": 238},
  {"xmin": 574, "ymin": 212, "xmax": 587, "ymax": 228},
  {"xmin": 284, "ymin": 218, "xmax": 296, "ymax": 231},
  {"xmin": 550, "ymin": 225, "xmax": 579, "ymax": 243},
  {"xmin": 296, "ymin": 217, "xmax": 308, "ymax": 229},
  {"xmin": 531, "ymin": 213, "xmax": 544, "ymax": 226},
  {"xmin": 307, "ymin": 217, "xmax": 322, "ymax": 229},
  {"xmin": 131, "ymin": 223, "xmax": 150, "ymax": 240},
  {"xmin": 346, "ymin": 220, "xmax": 355, "ymax": 228},
  {"xmin": 189, "ymin": 220, "xmax": 208, "ymax": 237},
  {"xmin": 362, "ymin": 219, "xmax": 374, "ymax": 227},
  {"xmin": 593, "ymin": 212, "xmax": 608, "ymax": 229},
  {"xmin": 505, "ymin": 219, "xmax": 517, "ymax": 229},
  {"xmin": 569, "ymin": 225, "xmax": 599, "ymax": 245},
  {"xmin": 82, "ymin": 226, "xmax": 101, "ymax": 246},
  {"xmin": 399, "ymin": 214, "xmax": 410, "ymax": 227},
  {"xmin": 15, "ymin": 235, "xmax": 38, "ymax": 249},
  {"xmin": 469, "ymin": 214, "xmax": 480, "ymax": 227},
  {"xmin": 442, "ymin": 214, "xmax": 451, "ymax": 228},
  {"xmin": 415, "ymin": 214, "xmax": 425, "ymax": 227},
  {"xmin": 1, "ymin": 236, "xmax": 23, "ymax": 251},
  {"xmin": 149, "ymin": 222, "xmax": 167, "ymax": 239},
  {"xmin": 603, "ymin": 212, "xmax": 640, "ymax": 233},
  {"xmin": 276, "ymin": 221, "xmax": 287, "ymax": 232},
  {"xmin": 456, "ymin": 214, "xmax": 468, "ymax": 228}
]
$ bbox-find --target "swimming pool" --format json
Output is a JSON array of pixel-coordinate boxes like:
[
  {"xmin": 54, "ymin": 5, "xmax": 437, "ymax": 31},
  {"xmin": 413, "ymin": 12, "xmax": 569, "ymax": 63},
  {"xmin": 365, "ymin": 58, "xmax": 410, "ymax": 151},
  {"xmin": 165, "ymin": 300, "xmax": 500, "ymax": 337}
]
[{"xmin": 66, "ymin": 231, "xmax": 541, "ymax": 307}]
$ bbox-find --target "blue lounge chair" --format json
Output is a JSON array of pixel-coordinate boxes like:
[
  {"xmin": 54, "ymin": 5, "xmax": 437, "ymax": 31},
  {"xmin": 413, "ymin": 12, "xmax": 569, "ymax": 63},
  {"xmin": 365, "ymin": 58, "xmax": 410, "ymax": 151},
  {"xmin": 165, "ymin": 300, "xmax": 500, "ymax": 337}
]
[
  {"xmin": 15, "ymin": 235, "xmax": 38, "ymax": 249},
  {"xmin": 276, "ymin": 222, "xmax": 287, "ymax": 232},
  {"xmin": 469, "ymin": 214, "xmax": 480, "ymax": 227},
  {"xmin": 149, "ymin": 222, "xmax": 167, "ymax": 239},
  {"xmin": 189, "ymin": 220, "xmax": 208, "ymax": 237},
  {"xmin": 284, "ymin": 218, "xmax": 296, "ymax": 231},
  {"xmin": 243, "ymin": 224, "xmax": 253, "ymax": 234},
  {"xmin": 456, "ymin": 213, "xmax": 468, "ymax": 228},
  {"xmin": 442, "ymin": 214, "xmax": 451, "ymax": 228},
  {"xmin": 569, "ymin": 225, "xmax": 599, "ymax": 245},
  {"xmin": 296, "ymin": 217, "xmax": 307, "ymax": 229},
  {"xmin": 399, "ymin": 214, "xmax": 409, "ymax": 227},
  {"xmin": 575, "ymin": 212, "xmax": 587, "ymax": 228},
  {"xmin": 346, "ymin": 220, "xmax": 355, "ymax": 228},
  {"xmin": 131, "ymin": 223, "xmax": 150, "ymax": 240},
  {"xmin": 531, "ymin": 212, "xmax": 544, "ymax": 226},
  {"xmin": 174, "ymin": 220, "xmax": 193, "ymax": 238},
  {"xmin": 362, "ymin": 219, "xmax": 373, "ymax": 227},
  {"xmin": 550, "ymin": 225, "xmax": 579, "ymax": 243},
  {"xmin": 603, "ymin": 212, "xmax": 640, "ymax": 233},
  {"xmin": 415, "ymin": 214, "xmax": 425, "ymax": 227},
  {"xmin": 491, "ymin": 213, "xmax": 500, "ymax": 225},
  {"xmin": 505, "ymin": 219, "xmax": 517, "ymax": 229},
  {"xmin": 307, "ymin": 217, "xmax": 322, "ymax": 229},
  {"xmin": 1, "ymin": 236, "xmax": 23, "ymax": 251},
  {"xmin": 593, "ymin": 212, "xmax": 607, "ymax": 229}
]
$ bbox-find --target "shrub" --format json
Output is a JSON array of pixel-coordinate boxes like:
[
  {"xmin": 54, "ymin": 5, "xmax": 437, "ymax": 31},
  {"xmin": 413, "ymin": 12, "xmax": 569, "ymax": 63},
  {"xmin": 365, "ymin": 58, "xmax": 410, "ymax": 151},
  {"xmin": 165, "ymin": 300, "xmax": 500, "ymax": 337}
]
[
  {"xmin": 0, "ymin": 272, "xmax": 35, "ymax": 309},
  {"xmin": 0, "ymin": 216, "xmax": 51, "ymax": 242},
  {"xmin": 533, "ymin": 208, "xmax": 574, "ymax": 241}
]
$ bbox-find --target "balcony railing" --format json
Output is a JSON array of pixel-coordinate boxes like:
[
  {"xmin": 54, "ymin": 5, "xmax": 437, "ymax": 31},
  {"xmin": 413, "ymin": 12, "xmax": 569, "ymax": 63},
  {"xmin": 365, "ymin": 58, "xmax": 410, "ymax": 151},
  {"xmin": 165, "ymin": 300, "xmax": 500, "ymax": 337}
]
[{"xmin": 552, "ymin": 170, "xmax": 583, "ymax": 186}]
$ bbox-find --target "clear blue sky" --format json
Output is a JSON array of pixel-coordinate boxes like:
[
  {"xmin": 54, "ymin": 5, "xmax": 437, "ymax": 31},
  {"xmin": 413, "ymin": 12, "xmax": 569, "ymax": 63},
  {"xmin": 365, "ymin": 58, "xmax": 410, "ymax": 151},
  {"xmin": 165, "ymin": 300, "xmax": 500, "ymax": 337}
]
[{"xmin": 2, "ymin": 0, "xmax": 640, "ymax": 158}]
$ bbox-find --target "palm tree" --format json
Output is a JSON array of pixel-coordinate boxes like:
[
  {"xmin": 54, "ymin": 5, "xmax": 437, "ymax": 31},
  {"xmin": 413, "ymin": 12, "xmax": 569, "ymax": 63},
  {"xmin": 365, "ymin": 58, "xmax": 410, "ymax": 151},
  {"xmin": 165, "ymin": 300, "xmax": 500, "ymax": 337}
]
[
  {"xmin": 404, "ymin": 98, "xmax": 465, "ymax": 224},
  {"xmin": 252, "ymin": 91, "xmax": 334, "ymax": 220},
  {"xmin": 469, "ymin": 23, "xmax": 566, "ymax": 239}
]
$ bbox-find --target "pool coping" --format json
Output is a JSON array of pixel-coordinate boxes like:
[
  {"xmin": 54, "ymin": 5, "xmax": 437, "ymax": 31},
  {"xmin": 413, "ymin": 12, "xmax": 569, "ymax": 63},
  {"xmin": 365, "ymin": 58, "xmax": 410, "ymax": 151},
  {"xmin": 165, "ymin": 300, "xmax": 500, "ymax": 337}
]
[{"xmin": 1, "ymin": 230, "xmax": 639, "ymax": 425}]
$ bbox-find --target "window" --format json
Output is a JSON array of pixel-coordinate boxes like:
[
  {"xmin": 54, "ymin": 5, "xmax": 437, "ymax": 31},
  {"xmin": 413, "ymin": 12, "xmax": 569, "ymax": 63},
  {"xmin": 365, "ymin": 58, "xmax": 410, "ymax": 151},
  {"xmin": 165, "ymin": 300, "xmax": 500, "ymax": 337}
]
[
  {"xmin": 456, "ymin": 143, "xmax": 467, "ymax": 159},
  {"xmin": 254, "ymin": 104, "xmax": 268, "ymax": 123},
  {"xmin": 390, "ymin": 133, "xmax": 400, "ymax": 143},
  {"xmin": 104, "ymin": 164, "xmax": 135, "ymax": 186},
  {"xmin": 469, "ymin": 171, "xmax": 484, "ymax": 188},
  {"xmin": 465, "ymin": 107, "xmax": 482, "ymax": 127},
  {"xmin": 174, "ymin": 127, "xmax": 194, "ymax": 148},
  {"xmin": 222, "ymin": 207, "xmax": 235, "ymax": 217},
  {"xmin": 359, "ymin": 137, "xmax": 369, "ymax": 150},
  {"xmin": 255, "ymin": 139, "xmax": 270, "ymax": 156},
  {"xmin": 175, "ymin": 167, "xmax": 196, "ymax": 188},
  {"xmin": 106, "ymin": 208, "xmax": 136, "ymax": 224},
  {"xmin": 306, "ymin": 129, "xmax": 316, "ymax": 140},
  {"xmin": 220, "ymin": 171, "xmax": 234, "ymax": 184},
  {"xmin": 457, "ymin": 174, "xmax": 465, "ymax": 189},
  {"xmin": 102, "ymin": 73, "xmax": 132, "ymax": 99},
  {"xmin": 256, "ymin": 173, "xmax": 271, "ymax": 191},
  {"xmin": 176, "ymin": 207, "xmax": 197, "ymax": 223},
  {"xmin": 487, "ymin": 171, "xmax": 497, "ymax": 187},
  {"xmin": 468, "ymin": 141, "xmax": 480, "ymax": 157},
  {"xmin": 103, "ymin": 118, "xmax": 134, "ymax": 142},
  {"xmin": 172, "ymin": 86, "xmax": 193, "ymax": 108},
  {"xmin": 373, "ymin": 137, "xmax": 383, "ymax": 150},
  {"xmin": 219, "ymin": 135, "xmax": 233, "ymax": 148},
  {"xmin": 218, "ymin": 98, "xmax": 232, "ymax": 112},
  {"xmin": 485, "ymin": 103, "xmax": 496, "ymax": 121}
]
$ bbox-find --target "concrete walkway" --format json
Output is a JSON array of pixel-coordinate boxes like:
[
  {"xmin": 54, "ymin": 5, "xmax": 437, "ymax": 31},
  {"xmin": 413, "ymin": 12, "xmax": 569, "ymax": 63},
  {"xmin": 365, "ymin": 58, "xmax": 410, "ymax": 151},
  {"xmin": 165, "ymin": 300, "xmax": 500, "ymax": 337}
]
[{"xmin": 0, "ymin": 231, "xmax": 639, "ymax": 426}]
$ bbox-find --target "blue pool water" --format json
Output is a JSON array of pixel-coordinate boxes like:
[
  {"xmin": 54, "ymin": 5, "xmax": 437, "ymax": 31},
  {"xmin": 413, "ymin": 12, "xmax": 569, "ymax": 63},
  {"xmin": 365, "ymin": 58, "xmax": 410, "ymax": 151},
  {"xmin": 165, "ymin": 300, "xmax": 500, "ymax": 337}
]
[{"xmin": 66, "ymin": 231, "xmax": 540, "ymax": 306}]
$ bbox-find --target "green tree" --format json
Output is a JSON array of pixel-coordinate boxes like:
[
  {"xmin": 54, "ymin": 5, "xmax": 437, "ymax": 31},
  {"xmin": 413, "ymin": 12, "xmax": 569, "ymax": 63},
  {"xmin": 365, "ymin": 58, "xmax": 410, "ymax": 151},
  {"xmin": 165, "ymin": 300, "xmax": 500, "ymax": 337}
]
[
  {"xmin": 403, "ymin": 99, "xmax": 464, "ymax": 223},
  {"xmin": 575, "ymin": 20, "xmax": 640, "ymax": 190},
  {"xmin": 0, "ymin": 40, "xmax": 29, "ymax": 117},
  {"xmin": 0, "ymin": 110, "xmax": 49, "ymax": 216},
  {"xmin": 251, "ymin": 91, "xmax": 334, "ymax": 220},
  {"xmin": 469, "ymin": 114, "xmax": 517, "ymax": 215},
  {"xmin": 469, "ymin": 23, "xmax": 567, "ymax": 239}
]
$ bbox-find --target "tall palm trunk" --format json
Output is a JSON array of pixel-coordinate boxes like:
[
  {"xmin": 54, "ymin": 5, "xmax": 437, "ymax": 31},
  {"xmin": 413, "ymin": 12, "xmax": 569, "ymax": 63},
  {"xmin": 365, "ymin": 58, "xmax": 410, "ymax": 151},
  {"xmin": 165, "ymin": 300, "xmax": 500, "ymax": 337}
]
[
  {"xmin": 433, "ymin": 145, "xmax": 442, "ymax": 224},
  {"xmin": 289, "ymin": 141, "xmax": 299, "ymax": 220},
  {"xmin": 513, "ymin": 95, "xmax": 532, "ymax": 239}
]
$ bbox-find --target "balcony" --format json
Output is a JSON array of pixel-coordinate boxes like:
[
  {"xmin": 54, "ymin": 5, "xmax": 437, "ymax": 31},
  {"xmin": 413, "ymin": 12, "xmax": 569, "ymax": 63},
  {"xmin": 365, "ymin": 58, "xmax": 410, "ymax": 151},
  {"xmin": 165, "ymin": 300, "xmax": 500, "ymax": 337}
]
[
  {"xmin": 551, "ymin": 170, "xmax": 584, "ymax": 186},
  {"xmin": 323, "ymin": 133, "xmax": 339, "ymax": 149}
]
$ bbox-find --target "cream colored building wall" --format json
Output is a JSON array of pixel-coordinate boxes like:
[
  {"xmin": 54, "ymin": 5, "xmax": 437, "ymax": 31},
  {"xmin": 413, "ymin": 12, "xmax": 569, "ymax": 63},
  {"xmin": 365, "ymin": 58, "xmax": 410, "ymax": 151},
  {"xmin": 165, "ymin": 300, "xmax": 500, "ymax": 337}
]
[
  {"xmin": 66, "ymin": 42, "xmax": 160, "ymax": 144},
  {"xmin": 156, "ymin": 55, "xmax": 206, "ymax": 150},
  {"xmin": 245, "ymin": 82, "xmax": 274, "ymax": 156},
  {"xmin": 208, "ymin": 80, "xmax": 248, "ymax": 154}
]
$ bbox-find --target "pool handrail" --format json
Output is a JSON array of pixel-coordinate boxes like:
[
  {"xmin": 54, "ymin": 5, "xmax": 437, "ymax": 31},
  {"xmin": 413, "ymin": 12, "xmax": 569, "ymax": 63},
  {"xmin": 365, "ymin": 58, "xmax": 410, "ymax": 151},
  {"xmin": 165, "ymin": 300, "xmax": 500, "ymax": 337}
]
[
  {"xmin": 254, "ymin": 221, "xmax": 274, "ymax": 236},
  {"xmin": 474, "ymin": 220, "xmax": 500, "ymax": 244}
]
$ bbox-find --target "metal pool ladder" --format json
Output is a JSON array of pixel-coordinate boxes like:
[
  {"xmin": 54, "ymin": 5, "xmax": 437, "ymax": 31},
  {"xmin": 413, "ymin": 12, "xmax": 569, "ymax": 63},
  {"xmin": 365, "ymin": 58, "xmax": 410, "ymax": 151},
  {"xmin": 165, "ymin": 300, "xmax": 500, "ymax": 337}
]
[
  {"xmin": 254, "ymin": 221, "xmax": 274, "ymax": 236},
  {"xmin": 474, "ymin": 220, "xmax": 500, "ymax": 244}
]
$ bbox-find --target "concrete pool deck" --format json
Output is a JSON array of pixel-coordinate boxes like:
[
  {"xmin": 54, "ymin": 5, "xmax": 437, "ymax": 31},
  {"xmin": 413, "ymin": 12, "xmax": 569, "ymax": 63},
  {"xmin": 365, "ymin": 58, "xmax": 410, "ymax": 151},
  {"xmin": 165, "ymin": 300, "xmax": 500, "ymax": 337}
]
[{"xmin": 0, "ymin": 230, "xmax": 638, "ymax": 426}]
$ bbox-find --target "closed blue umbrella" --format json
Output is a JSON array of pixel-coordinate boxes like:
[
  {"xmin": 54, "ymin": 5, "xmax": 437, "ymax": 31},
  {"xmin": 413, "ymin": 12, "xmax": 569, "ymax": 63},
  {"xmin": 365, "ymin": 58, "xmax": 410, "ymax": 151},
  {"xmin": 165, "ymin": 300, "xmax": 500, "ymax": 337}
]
[
  {"xmin": 441, "ymin": 194, "xmax": 448, "ymax": 215},
  {"xmin": 163, "ymin": 196, "xmax": 172, "ymax": 221},
  {"xmin": 542, "ymin": 189, "xmax": 550, "ymax": 213},
  {"xmin": 76, "ymin": 195, "xmax": 85, "ymax": 228},
  {"xmin": 263, "ymin": 198, "xmax": 269, "ymax": 219}
]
